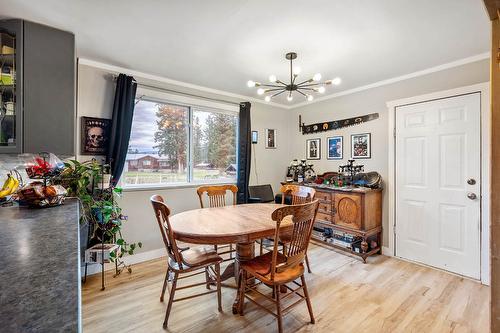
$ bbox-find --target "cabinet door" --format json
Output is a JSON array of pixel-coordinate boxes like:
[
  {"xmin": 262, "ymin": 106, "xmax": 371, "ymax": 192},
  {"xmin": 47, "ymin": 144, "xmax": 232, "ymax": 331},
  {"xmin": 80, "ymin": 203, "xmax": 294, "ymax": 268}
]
[
  {"xmin": 23, "ymin": 21, "xmax": 75, "ymax": 156},
  {"xmin": 333, "ymin": 193, "xmax": 362, "ymax": 230}
]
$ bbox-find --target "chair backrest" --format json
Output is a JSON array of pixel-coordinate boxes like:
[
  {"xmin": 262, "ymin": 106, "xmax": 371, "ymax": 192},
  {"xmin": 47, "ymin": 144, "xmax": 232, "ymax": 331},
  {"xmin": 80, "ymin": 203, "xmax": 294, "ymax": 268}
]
[
  {"xmin": 248, "ymin": 184, "xmax": 275, "ymax": 203},
  {"xmin": 150, "ymin": 195, "xmax": 183, "ymax": 266},
  {"xmin": 270, "ymin": 200, "xmax": 319, "ymax": 280},
  {"xmin": 197, "ymin": 184, "xmax": 238, "ymax": 208},
  {"xmin": 280, "ymin": 184, "xmax": 316, "ymax": 205}
]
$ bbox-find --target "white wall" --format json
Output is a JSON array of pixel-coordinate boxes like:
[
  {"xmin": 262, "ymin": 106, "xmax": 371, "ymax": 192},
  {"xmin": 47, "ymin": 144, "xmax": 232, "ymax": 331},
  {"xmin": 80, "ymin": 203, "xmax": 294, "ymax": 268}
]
[
  {"xmin": 77, "ymin": 64, "xmax": 290, "ymax": 253},
  {"xmin": 286, "ymin": 59, "xmax": 490, "ymax": 244},
  {"xmin": 78, "ymin": 58, "xmax": 490, "ymax": 254}
]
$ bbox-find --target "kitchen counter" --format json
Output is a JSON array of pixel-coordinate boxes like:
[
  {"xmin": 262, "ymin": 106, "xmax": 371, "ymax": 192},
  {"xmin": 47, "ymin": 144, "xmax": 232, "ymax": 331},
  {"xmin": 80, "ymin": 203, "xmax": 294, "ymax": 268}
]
[{"xmin": 0, "ymin": 199, "xmax": 81, "ymax": 333}]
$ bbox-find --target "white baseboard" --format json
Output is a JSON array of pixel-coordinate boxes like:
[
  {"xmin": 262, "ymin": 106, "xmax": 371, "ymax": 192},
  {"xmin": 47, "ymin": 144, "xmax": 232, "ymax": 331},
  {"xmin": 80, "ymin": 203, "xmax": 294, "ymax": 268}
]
[
  {"xmin": 382, "ymin": 246, "xmax": 392, "ymax": 256},
  {"xmin": 84, "ymin": 248, "xmax": 166, "ymax": 276}
]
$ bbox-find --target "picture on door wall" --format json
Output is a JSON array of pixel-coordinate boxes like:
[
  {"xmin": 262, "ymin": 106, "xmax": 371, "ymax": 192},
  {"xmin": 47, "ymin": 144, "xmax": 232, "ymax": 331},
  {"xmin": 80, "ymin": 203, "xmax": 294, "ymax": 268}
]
[
  {"xmin": 351, "ymin": 133, "xmax": 371, "ymax": 159},
  {"xmin": 306, "ymin": 138, "xmax": 321, "ymax": 160},
  {"xmin": 327, "ymin": 136, "xmax": 343, "ymax": 160},
  {"xmin": 265, "ymin": 129, "xmax": 276, "ymax": 149},
  {"xmin": 81, "ymin": 117, "xmax": 111, "ymax": 156}
]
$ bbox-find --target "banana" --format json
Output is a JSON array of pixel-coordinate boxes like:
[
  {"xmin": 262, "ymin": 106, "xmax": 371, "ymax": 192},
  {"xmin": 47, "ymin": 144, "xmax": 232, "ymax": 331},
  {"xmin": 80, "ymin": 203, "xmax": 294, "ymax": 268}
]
[
  {"xmin": 8, "ymin": 177, "xmax": 19, "ymax": 195},
  {"xmin": 0, "ymin": 175, "xmax": 17, "ymax": 198}
]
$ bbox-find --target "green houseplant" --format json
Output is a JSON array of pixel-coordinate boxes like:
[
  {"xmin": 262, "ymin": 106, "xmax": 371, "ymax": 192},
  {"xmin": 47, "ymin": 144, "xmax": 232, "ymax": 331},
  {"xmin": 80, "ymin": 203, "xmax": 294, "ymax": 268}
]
[{"xmin": 55, "ymin": 159, "xmax": 141, "ymax": 273}]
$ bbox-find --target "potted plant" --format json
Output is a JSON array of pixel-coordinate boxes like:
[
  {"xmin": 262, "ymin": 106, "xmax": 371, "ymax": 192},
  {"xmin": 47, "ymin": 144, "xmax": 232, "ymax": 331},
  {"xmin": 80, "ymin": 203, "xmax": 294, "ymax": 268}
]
[{"xmin": 54, "ymin": 159, "xmax": 141, "ymax": 275}]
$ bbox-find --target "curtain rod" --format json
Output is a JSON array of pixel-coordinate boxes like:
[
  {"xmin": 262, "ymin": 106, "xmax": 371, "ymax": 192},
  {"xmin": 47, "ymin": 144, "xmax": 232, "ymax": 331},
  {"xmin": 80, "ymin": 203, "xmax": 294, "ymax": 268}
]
[{"xmin": 111, "ymin": 75, "xmax": 243, "ymax": 107}]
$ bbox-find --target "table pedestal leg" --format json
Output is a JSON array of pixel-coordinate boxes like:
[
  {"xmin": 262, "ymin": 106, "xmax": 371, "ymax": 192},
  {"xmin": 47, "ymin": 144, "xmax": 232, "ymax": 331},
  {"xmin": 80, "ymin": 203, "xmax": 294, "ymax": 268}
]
[{"xmin": 232, "ymin": 242, "xmax": 255, "ymax": 314}]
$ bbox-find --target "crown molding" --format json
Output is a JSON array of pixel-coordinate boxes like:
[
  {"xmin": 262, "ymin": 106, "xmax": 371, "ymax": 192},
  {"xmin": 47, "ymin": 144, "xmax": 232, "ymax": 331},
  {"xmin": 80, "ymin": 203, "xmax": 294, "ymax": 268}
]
[
  {"xmin": 80, "ymin": 52, "xmax": 489, "ymax": 111},
  {"xmin": 289, "ymin": 52, "xmax": 490, "ymax": 109},
  {"xmin": 77, "ymin": 58, "xmax": 289, "ymax": 109}
]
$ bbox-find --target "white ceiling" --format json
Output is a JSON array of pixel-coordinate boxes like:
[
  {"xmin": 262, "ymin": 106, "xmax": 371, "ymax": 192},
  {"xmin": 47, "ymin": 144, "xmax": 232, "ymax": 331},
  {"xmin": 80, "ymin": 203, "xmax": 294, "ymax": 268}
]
[{"xmin": 0, "ymin": 0, "xmax": 491, "ymax": 105}]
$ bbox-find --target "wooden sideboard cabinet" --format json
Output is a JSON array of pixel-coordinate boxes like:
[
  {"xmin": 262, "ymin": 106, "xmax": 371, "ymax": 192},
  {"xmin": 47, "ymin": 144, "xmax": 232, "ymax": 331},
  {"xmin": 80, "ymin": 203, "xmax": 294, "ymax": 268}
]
[{"xmin": 309, "ymin": 185, "xmax": 382, "ymax": 262}]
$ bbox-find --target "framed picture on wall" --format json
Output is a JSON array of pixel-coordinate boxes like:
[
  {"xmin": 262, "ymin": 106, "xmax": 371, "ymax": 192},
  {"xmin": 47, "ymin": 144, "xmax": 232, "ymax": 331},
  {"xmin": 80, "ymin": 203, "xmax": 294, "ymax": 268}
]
[
  {"xmin": 327, "ymin": 136, "xmax": 343, "ymax": 160},
  {"xmin": 81, "ymin": 116, "xmax": 111, "ymax": 156},
  {"xmin": 306, "ymin": 138, "xmax": 321, "ymax": 160},
  {"xmin": 252, "ymin": 130, "xmax": 258, "ymax": 144},
  {"xmin": 351, "ymin": 133, "xmax": 371, "ymax": 159},
  {"xmin": 265, "ymin": 129, "xmax": 276, "ymax": 149}
]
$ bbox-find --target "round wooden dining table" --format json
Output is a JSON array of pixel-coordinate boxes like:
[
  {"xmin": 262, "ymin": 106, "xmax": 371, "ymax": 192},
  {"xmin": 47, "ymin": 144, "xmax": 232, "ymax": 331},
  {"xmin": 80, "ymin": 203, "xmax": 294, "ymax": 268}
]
[{"xmin": 169, "ymin": 203, "xmax": 291, "ymax": 313}]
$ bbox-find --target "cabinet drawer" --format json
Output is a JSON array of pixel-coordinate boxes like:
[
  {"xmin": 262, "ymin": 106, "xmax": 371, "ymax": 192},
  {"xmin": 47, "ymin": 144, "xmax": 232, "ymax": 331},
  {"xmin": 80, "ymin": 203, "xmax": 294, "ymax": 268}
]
[
  {"xmin": 318, "ymin": 202, "xmax": 332, "ymax": 213},
  {"xmin": 316, "ymin": 212, "xmax": 333, "ymax": 223},
  {"xmin": 315, "ymin": 191, "xmax": 332, "ymax": 202}
]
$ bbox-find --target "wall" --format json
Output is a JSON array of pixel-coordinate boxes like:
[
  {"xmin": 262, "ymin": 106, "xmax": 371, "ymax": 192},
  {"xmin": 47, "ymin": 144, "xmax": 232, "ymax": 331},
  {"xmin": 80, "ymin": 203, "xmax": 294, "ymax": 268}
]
[
  {"xmin": 78, "ymin": 58, "xmax": 490, "ymax": 256},
  {"xmin": 286, "ymin": 58, "xmax": 490, "ymax": 245},
  {"xmin": 77, "ymin": 63, "xmax": 290, "ymax": 253}
]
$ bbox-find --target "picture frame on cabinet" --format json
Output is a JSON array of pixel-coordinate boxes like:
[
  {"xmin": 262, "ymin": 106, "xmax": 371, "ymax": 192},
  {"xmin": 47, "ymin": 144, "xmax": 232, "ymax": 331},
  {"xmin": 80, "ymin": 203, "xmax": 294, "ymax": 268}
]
[
  {"xmin": 327, "ymin": 136, "xmax": 343, "ymax": 160},
  {"xmin": 351, "ymin": 133, "xmax": 371, "ymax": 159},
  {"xmin": 265, "ymin": 129, "xmax": 276, "ymax": 149},
  {"xmin": 306, "ymin": 138, "xmax": 321, "ymax": 160}
]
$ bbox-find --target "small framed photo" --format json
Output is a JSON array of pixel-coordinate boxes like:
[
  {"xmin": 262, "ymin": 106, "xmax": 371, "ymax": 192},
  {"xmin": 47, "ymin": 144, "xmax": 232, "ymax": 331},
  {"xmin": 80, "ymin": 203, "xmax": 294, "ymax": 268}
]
[
  {"xmin": 351, "ymin": 133, "xmax": 371, "ymax": 159},
  {"xmin": 252, "ymin": 131, "xmax": 258, "ymax": 144},
  {"xmin": 81, "ymin": 116, "xmax": 111, "ymax": 156},
  {"xmin": 265, "ymin": 129, "xmax": 276, "ymax": 149},
  {"xmin": 327, "ymin": 136, "xmax": 343, "ymax": 160},
  {"xmin": 306, "ymin": 138, "xmax": 321, "ymax": 160}
]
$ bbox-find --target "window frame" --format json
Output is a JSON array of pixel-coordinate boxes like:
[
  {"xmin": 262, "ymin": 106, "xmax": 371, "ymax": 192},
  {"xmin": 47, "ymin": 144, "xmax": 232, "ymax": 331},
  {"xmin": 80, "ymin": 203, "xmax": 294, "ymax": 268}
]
[{"xmin": 122, "ymin": 87, "xmax": 239, "ymax": 191}]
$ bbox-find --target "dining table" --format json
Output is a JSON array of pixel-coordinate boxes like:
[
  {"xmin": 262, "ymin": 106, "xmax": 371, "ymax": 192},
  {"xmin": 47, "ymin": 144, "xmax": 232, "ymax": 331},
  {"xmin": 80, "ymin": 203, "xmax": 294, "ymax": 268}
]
[{"xmin": 169, "ymin": 202, "xmax": 292, "ymax": 314}]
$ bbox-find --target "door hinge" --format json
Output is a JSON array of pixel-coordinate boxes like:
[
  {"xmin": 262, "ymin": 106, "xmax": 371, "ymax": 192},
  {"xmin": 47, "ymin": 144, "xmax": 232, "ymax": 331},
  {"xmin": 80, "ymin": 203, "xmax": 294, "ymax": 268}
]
[
  {"xmin": 393, "ymin": 128, "xmax": 396, "ymax": 138},
  {"xmin": 393, "ymin": 224, "xmax": 396, "ymax": 234}
]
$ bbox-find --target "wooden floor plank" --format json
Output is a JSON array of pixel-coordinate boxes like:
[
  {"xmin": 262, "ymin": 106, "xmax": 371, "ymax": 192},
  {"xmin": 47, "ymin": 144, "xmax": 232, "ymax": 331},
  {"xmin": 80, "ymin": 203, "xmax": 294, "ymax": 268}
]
[{"xmin": 82, "ymin": 244, "xmax": 489, "ymax": 333}]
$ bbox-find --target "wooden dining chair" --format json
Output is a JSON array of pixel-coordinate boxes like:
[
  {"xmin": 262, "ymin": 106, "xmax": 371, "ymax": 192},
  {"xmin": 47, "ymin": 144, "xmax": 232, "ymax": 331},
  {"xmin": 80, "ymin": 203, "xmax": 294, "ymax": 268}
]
[
  {"xmin": 237, "ymin": 200, "xmax": 320, "ymax": 333},
  {"xmin": 278, "ymin": 184, "xmax": 316, "ymax": 273},
  {"xmin": 150, "ymin": 195, "xmax": 223, "ymax": 328},
  {"xmin": 280, "ymin": 184, "xmax": 316, "ymax": 205},
  {"xmin": 197, "ymin": 184, "xmax": 238, "ymax": 259}
]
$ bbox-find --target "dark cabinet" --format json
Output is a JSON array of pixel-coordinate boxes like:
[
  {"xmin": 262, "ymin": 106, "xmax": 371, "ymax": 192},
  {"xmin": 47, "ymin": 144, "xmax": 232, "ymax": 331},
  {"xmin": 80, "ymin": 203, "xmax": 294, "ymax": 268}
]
[{"xmin": 0, "ymin": 19, "xmax": 75, "ymax": 156}]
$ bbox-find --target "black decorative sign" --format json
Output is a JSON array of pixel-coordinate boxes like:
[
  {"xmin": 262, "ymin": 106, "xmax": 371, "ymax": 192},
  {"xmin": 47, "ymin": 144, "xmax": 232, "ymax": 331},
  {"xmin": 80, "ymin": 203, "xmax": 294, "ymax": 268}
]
[{"xmin": 300, "ymin": 113, "xmax": 379, "ymax": 135}]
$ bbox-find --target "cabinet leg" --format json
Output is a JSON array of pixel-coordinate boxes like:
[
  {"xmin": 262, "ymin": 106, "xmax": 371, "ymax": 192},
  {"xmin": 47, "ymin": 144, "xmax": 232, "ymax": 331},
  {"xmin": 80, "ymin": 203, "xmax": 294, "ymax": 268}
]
[{"xmin": 361, "ymin": 238, "xmax": 368, "ymax": 253}]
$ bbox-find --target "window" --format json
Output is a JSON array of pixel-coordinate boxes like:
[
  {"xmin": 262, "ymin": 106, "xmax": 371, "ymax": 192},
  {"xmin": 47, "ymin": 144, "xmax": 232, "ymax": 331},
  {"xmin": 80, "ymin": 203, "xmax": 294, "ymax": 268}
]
[{"xmin": 123, "ymin": 93, "xmax": 238, "ymax": 187}]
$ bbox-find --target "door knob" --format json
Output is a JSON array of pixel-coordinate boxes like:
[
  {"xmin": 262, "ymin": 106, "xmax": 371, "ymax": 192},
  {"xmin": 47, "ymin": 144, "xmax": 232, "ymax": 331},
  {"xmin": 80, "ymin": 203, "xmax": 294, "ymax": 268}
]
[
  {"xmin": 467, "ymin": 192, "xmax": 477, "ymax": 200},
  {"xmin": 467, "ymin": 178, "xmax": 476, "ymax": 185}
]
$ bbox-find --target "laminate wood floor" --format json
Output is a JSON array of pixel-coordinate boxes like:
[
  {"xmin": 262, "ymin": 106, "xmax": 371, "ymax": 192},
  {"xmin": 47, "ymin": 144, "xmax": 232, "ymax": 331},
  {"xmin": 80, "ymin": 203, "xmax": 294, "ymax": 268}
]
[{"xmin": 82, "ymin": 243, "xmax": 490, "ymax": 333}]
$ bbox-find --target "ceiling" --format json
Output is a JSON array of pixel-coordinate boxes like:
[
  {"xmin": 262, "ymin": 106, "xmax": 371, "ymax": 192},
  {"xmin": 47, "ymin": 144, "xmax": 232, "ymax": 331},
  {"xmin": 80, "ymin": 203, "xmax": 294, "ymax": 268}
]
[{"xmin": 0, "ymin": 0, "xmax": 491, "ymax": 105}]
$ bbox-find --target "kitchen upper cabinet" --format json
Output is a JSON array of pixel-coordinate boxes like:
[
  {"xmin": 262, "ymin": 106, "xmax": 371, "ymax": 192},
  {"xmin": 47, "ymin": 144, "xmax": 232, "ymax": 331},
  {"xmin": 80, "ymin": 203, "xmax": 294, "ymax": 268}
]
[{"xmin": 0, "ymin": 19, "xmax": 75, "ymax": 156}]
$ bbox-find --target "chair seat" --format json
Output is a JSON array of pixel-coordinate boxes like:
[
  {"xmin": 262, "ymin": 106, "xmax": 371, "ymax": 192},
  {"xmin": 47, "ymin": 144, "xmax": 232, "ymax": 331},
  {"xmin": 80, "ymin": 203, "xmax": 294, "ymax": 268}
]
[
  {"xmin": 182, "ymin": 247, "xmax": 223, "ymax": 267},
  {"xmin": 241, "ymin": 251, "xmax": 305, "ymax": 285}
]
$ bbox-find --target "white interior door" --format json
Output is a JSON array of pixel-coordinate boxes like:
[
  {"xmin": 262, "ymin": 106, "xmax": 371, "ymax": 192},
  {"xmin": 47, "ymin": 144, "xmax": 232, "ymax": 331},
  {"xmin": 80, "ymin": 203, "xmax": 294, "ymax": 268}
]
[{"xmin": 395, "ymin": 93, "xmax": 481, "ymax": 279}]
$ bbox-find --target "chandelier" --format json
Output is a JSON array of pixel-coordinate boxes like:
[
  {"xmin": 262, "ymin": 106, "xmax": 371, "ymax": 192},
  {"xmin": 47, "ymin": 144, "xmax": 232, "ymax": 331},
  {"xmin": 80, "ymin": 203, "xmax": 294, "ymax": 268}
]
[{"xmin": 247, "ymin": 52, "xmax": 341, "ymax": 102}]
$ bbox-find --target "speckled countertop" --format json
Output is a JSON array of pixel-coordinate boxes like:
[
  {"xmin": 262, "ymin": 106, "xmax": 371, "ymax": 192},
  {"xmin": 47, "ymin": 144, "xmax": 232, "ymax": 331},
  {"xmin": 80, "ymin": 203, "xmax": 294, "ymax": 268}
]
[{"xmin": 0, "ymin": 199, "xmax": 81, "ymax": 333}]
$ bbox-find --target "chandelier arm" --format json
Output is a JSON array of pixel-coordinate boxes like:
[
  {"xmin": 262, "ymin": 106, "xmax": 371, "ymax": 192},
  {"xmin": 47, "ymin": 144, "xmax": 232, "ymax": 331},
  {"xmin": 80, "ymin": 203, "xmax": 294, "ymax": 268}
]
[
  {"xmin": 264, "ymin": 88, "xmax": 286, "ymax": 93},
  {"xmin": 271, "ymin": 90, "xmax": 287, "ymax": 98},
  {"xmin": 297, "ymin": 87, "xmax": 316, "ymax": 91},
  {"xmin": 296, "ymin": 78, "xmax": 314, "ymax": 86},
  {"xmin": 258, "ymin": 84, "xmax": 288, "ymax": 88},
  {"xmin": 275, "ymin": 80, "xmax": 288, "ymax": 86},
  {"xmin": 296, "ymin": 90, "xmax": 308, "ymax": 98},
  {"xmin": 297, "ymin": 82, "xmax": 325, "ymax": 88}
]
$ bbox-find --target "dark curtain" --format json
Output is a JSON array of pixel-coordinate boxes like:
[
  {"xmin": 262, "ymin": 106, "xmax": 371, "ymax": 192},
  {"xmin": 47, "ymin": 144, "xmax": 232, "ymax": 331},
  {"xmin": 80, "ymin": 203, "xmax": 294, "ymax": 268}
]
[
  {"xmin": 107, "ymin": 73, "xmax": 137, "ymax": 184},
  {"xmin": 237, "ymin": 102, "xmax": 252, "ymax": 204}
]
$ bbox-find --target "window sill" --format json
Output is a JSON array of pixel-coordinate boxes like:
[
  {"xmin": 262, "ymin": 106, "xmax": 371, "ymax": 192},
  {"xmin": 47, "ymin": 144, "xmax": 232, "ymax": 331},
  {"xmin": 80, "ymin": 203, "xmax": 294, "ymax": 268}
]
[{"xmin": 122, "ymin": 181, "xmax": 237, "ymax": 192}]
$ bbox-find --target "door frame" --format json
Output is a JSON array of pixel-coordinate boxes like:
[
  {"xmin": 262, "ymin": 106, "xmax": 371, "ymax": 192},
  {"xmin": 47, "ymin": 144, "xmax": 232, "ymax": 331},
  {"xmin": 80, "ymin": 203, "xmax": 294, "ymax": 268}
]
[{"xmin": 386, "ymin": 82, "xmax": 490, "ymax": 284}]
